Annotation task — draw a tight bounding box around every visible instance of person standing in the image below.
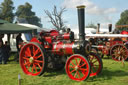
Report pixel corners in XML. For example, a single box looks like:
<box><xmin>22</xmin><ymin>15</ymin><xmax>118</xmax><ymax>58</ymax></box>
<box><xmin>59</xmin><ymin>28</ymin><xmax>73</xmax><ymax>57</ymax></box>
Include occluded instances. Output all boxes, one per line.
<box><xmin>0</xmin><ymin>39</ymin><xmax>5</xmax><ymax>64</ymax></box>
<box><xmin>0</xmin><ymin>34</ymin><xmax>6</xmax><ymax>64</ymax></box>
<box><xmin>16</xmin><ymin>33</ymin><xmax>23</xmax><ymax>62</ymax></box>
<box><xmin>16</xmin><ymin>33</ymin><xmax>23</xmax><ymax>52</ymax></box>
<box><xmin>4</xmin><ymin>41</ymin><xmax>11</xmax><ymax>62</ymax></box>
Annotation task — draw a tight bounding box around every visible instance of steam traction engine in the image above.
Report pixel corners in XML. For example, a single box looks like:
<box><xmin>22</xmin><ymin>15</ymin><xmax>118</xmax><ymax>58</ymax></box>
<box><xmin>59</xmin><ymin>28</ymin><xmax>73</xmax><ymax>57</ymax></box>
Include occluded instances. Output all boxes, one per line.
<box><xmin>19</xmin><ymin>6</ymin><xmax>103</xmax><ymax>81</ymax></box>
<box><xmin>86</xmin><ymin>24</ymin><xmax>128</xmax><ymax>61</ymax></box>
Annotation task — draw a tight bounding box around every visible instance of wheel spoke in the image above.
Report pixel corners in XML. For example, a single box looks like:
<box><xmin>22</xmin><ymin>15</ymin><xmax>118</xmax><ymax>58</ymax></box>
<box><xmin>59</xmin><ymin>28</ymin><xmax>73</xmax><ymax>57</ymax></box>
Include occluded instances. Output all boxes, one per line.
<box><xmin>81</xmin><ymin>70</ymin><xmax>85</xmax><ymax>76</ymax></box>
<box><xmin>25</xmin><ymin>51</ymin><xmax>31</xmax><ymax>57</ymax></box>
<box><xmin>33</xmin><ymin>64</ymin><xmax>38</xmax><ymax>73</ymax></box>
<box><xmin>115</xmin><ymin>56</ymin><xmax>118</xmax><ymax>59</ymax></box>
<box><xmin>79</xmin><ymin>62</ymin><xmax>86</xmax><ymax>67</ymax></box>
<box><xmin>24</xmin><ymin>61</ymin><xmax>30</xmax><ymax>66</ymax></box>
<box><xmin>74</xmin><ymin>71</ymin><xmax>78</xmax><ymax>78</ymax></box>
<box><xmin>92</xmin><ymin>65</ymin><xmax>97</xmax><ymax>71</ymax></box>
<box><xmin>70</xmin><ymin>69</ymin><xmax>76</xmax><ymax>73</ymax></box>
<box><xmin>120</xmin><ymin>47</ymin><xmax>124</xmax><ymax>52</ymax></box>
<box><xmin>27</xmin><ymin>63</ymin><xmax>31</xmax><ymax>71</ymax></box>
<box><xmin>93</xmin><ymin>64</ymin><xmax>99</xmax><ymax>67</ymax></box>
<box><xmin>34</xmin><ymin>48</ymin><xmax>40</xmax><ymax>56</ymax></box>
<box><xmin>118</xmin><ymin>56</ymin><xmax>121</xmax><ymax>61</ymax></box>
<box><xmin>23</xmin><ymin>57</ymin><xmax>29</xmax><ymax>60</ymax></box>
<box><xmin>91</xmin><ymin>69</ymin><xmax>94</xmax><ymax>73</ymax></box>
<box><xmin>70</xmin><ymin>61</ymin><xmax>76</xmax><ymax>66</ymax></box>
<box><xmin>78</xmin><ymin>59</ymin><xmax>82</xmax><ymax>66</ymax></box>
<box><xmin>79</xmin><ymin>68</ymin><xmax>87</xmax><ymax>71</ymax></box>
<box><xmin>89</xmin><ymin>55</ymin><xmax>95</xmax><ymax>62</ymax></box>
<box><xmin>34</xmin><ymin>54</ymin><xmax>42</xmax><ymax>59</ymax></box>
<box><xmin>37</xmin><ymin>63</ymin><xmax>42</xmax><ymax>69</ymax></box>
<box><xmin>32</xmin><ymin>65</ymin><xmax>34</xmax><ymax>73</ymax></box>
<box><xmin>34</xmin><ymin>60</ymin><xmax>43</xmax><ymax>63</ymax></box>
<box><xmin>77</xmin><ymin>71</ymin><xmax>81</xmax><ymax>78</ymax></box>
<box><xmin>27</xmin><ymin>47</ymin><xmax>31</xmax><ymax>56</ymax></box>
<box><xmin>75</xmin><ymin>58</ymin><xmax>78</xmax><ymax>65</ymax></box>
<box><xmin>69</xmin><ymin>65</ymin><xmax>74</xmax><ymax>68</ymax></box>
<box><xmin>92</xmin><ymin>60</ymin><xmax>98</xmax><ymax>64</ymax></box>
<box><xmin>33</xmin><ymin>46</ymin><xmax>35</xmax><ymax>53</ymax></box>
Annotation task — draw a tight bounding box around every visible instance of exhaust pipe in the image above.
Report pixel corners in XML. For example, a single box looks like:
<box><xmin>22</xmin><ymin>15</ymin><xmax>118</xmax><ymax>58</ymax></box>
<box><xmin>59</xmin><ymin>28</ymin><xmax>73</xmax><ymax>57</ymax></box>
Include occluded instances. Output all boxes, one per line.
<box><xmin>77</xmin><ymin>5</ymin><xmax>85</xmax><ymax>41</ymax></box>
<box><xmin>108</xmin><ymin>24</ymin><xmax>112</xmax><ymax>33</ymax></box>
<box><xmin>97</xmin><ymin>23</ymin><xmax>100</xmax><ymax>34</ymax></box>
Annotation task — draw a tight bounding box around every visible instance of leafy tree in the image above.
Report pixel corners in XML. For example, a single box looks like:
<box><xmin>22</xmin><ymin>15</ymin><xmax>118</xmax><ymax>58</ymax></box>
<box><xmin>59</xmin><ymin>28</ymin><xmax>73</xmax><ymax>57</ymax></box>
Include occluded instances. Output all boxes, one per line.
<box><xmin>0</xmin><ymin>0</ymin><xmax>14</xmax><ymax>23</ymax></box>
<box><xmin>86</xmin><ymin>22</ymin><xmax>97</xmax><ymax>29</ymax></box>
<box><xmin>116</xmin><ymin>10</ymin><xmax>128</xmax><ymax>32</ymax></box>
<box><xmin>44</xmin><ymin>5</ymin><xmax>66</xmax><ymax>31</ymax></box>
<box><xmin>116</xmin><ymin>10</ymin><xmax>128</xmax><ymax>25</ymax></box>
<box><xmin>16</xmin><ymin>2</ymin><xmax>42</xmax><ymax>27</ymax></box>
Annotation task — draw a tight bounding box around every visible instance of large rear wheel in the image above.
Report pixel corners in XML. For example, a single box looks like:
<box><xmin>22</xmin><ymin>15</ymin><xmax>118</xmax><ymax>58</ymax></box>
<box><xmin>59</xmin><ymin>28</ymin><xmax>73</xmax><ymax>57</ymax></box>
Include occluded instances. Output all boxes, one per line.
<box><xmin>19</xmin><ymin>42</ymin><xmax>47</xmax><ymax>76</ymax></box>
<box><xmin>65</xmin><ymin>54</ymin><xmax>91</xmax><ymax>81</ymax></box>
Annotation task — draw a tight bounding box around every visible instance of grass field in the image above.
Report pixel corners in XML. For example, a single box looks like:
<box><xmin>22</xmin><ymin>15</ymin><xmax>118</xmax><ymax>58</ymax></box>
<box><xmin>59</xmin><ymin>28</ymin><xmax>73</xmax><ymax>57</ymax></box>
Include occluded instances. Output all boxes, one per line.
<box><xmin>0</xmin><ymin>55</ymin><xmax>128</xmax><ymax>85</ymax></box>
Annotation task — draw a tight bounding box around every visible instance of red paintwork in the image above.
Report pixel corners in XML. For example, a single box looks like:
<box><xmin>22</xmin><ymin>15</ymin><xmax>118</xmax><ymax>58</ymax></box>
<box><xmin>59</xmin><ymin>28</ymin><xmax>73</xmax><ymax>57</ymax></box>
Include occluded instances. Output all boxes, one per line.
<box><xmin>52</xmin><ymin>41</ymin><xmax>74</xmax><ymax>55</ymax></box>
<box><xmin>97</xmin><ymin>45</ymin><xmax>103</xmax><ymax>50</ymax></box>
<box><xmin>111</xmin><ymin>41</ymin><xmax>123</xmax><ymax>46</ymax></box>
<box><xmin>102</xmin><ymin>47</ymin><xmax>109</xmax><ymax>55</ymax></box>
<box><xmin>31</xmin><ymin>29</ymin><xmax>75</xmax><ymax>55</ymax></box>
<box><xmin>30</xmin><ymin>37</ymin><xmax>42</xmax><ymax>44</ymax></box>
<box><xmin>120</xmin><ymin>31</ymin><xmax>128</xmax><ymax>35</ymax></box>
<box><xmin>44</xmin><ymin>37</ymin><xmax>52</xmax><ymax>44</ymax></box>
<box><xmin>50</xmin><ymin>30</ymin><xmax>59</xmax><ymax>40</ymax></box>
<box><xmin>62</xmin><ymin>33</ymin><xmax>70</xmax><ymax>40</ymax></box>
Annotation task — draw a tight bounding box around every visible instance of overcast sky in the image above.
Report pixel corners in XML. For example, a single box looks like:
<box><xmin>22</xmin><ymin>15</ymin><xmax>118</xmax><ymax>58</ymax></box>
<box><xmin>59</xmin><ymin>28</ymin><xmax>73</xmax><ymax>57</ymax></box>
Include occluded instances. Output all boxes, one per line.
<box><xmin>0</xmin><ymin>0</ymin><xmax>128</xmax><ymax>30</ymax></box>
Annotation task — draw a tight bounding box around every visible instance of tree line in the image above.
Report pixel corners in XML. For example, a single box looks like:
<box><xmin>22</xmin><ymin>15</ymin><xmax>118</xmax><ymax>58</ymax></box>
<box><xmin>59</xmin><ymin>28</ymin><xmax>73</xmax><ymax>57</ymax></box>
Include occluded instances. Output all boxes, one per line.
<box><xmin>0</xmin><ymin>0</ymin><xmax>41</xmax><ymax>27</ymax></box>
<box><xmin>0</xmin><ymin>0</ymin><xmax>128</xmax><ymax>31</ymax></box>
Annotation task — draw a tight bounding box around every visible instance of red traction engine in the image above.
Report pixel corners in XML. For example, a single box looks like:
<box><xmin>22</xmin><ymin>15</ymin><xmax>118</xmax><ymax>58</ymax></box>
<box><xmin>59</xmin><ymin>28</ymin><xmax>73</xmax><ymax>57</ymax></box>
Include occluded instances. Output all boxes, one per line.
<box><xmin>19</xmin><ymin>6</ymin><xmax>103</xmax><ymax>81</ymax></box>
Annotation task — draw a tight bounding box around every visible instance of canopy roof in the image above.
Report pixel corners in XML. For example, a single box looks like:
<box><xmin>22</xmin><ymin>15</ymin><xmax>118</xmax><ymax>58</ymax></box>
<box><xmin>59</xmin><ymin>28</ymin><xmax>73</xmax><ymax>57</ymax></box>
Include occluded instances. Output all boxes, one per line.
<box><xmin>0</xmin><ymin>19</ymin><xmax>36</xmax><ymax>34</ymax></box>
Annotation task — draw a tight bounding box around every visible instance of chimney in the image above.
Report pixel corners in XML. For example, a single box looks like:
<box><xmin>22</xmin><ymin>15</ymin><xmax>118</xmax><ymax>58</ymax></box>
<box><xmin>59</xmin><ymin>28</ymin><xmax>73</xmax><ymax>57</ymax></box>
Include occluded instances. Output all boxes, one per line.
<box><xmin>108</xmin><ymin>24</ymin><xmax>112</xmax><ymax>33</ymax></box>
<box><xmin>77</xmin><ymin>5</ymin><xmax>85</xmax><ymax>41</ymax></box>
<box><xmin>97</xmin><ymin>23</ymin><xmax>100</xmax><ymax>34</ymax></box>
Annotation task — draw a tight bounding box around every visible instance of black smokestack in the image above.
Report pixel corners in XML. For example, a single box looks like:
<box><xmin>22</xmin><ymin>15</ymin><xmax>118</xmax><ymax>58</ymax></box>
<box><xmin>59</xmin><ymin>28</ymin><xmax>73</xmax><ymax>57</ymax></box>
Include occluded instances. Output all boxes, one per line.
<box><xmin>77</xmin><ymin>5</ymin><xmax>85</xmax><ymax>41</ymax></box>
<box><xmin>108</xmin><ymin>24</ymin><xmax>112</xmax><ymax>33</ymax></box>
<box><xmin>97</xmin><ymin>23</ymin><xmax>100</xmax><ymax>34</ymax></box>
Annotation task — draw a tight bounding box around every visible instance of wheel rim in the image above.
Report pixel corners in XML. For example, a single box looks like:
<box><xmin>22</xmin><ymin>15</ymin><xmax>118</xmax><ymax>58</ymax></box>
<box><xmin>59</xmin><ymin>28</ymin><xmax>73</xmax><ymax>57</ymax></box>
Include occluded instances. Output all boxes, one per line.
<box><xmin>19</xmin><ymin>43</ymin><xmax>45</xmax><ymax>76</ymax></box>
<box><xmin>65</xmin><ymin>54</ymin><xmax>90</xmax><ymax>81</ymax></box>
<box><xmin>88</xmin><ymin>53</ymin><xmax>103</xmax><ymax>77</ymax></box>
<box><xmin>111</xmin><ymin>45</ymin><xmax>128</xmax><ymax>61</ymax></box>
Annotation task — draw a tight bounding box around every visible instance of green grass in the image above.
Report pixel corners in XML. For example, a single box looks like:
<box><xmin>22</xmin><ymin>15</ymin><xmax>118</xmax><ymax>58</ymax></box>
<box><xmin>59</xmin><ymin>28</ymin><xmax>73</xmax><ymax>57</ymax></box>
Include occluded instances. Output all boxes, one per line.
<box><xmin>0</xmin><ymin>55</ymin><xmax>128</xmax><ymax>85</ymax></box>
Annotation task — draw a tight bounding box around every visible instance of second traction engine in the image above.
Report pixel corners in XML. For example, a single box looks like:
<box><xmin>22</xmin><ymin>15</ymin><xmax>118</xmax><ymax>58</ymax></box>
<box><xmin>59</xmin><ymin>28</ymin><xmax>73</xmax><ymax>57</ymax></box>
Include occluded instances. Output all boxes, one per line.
<box><xmin>19</xmin><ymin>5</ymin><xmax>103</xmax><ymax>81</ymax></box>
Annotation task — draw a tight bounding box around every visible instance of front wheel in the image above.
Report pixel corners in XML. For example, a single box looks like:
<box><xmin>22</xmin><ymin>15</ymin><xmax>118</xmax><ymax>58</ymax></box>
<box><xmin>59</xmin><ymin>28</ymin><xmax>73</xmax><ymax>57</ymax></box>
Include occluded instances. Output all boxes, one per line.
<box><xmin>65</xmin><ymin>54</ymin><xmax>91</xmax><ymax>81</ymax></box>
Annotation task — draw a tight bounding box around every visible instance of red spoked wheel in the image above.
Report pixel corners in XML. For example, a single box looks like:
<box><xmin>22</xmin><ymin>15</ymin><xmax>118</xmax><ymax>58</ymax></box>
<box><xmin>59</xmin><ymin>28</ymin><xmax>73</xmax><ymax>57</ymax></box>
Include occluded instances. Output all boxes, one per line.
<box><xmin>110</xmin><ymin>44</ymin><xmax>128</xmax><ymax>61</ymax></box>
<box><xmin>19</xmin><ymin>42</ymin><xmax>47</xmax><ymax>76</ymax></box>
<box><xmin>65</xmin><ymin>54</ymin><xmax>91</xmax><ymax>81</ymax></box>
<box><xmin>88</xmin><ymin>52</ymin><xmax>103</xmax><ymax>77</ymax></box>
